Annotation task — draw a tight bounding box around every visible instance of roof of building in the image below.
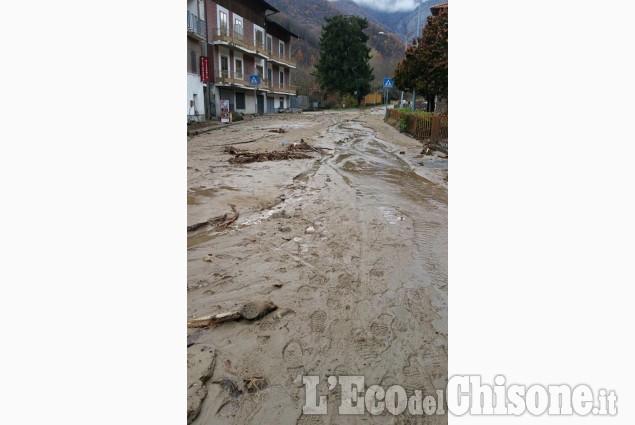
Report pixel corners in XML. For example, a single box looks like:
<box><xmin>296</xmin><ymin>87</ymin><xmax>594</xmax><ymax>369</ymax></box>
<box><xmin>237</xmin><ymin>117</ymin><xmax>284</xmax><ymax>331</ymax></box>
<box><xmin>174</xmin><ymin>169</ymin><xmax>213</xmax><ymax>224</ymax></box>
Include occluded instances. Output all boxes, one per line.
<box><xmin>261</xmin><ymin>0</ymin><xmax>280</xmax><ymax>13</ymax></box>
<box><xmin>266</xmin><ymin>19</ymin><xmax>300</xmax><ymax>39</ymax></box>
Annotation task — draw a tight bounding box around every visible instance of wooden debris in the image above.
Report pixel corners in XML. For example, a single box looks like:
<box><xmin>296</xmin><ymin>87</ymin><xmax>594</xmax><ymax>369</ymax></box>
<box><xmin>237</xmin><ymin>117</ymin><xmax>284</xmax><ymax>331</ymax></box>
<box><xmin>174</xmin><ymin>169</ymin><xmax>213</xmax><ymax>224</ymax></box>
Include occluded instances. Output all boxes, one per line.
<box><xmin>187</xmin><ymin>315</ymin><xmax>213</xmax><ymax>328</ymax></box>
<box><xmin>244</xmin><ymin>377</ymin><xmax>268</xmax><ymax>392</ymax></box>
<box><xmin>228</xmin><ymin>150</ymin><xmax>312</xmax><ymax>164</ymax></box>
<box><xmin>273</xmin><ymin>308</ymin><xmax>294</xmax><ymax>320</ymax></box>
<box><xmin>187</xmin><ymin>204</ymin><xmax>239</xmax><ymax>232</ymax></box>
<box><xmin>225</xmin><ymin>139</ymin><xmax>322</xmax><ymax>164</ymax></box>
<box><xmin>210</xmin><ymin>311</ymin><xmax>241</xmax><ymax>325</ymax></box>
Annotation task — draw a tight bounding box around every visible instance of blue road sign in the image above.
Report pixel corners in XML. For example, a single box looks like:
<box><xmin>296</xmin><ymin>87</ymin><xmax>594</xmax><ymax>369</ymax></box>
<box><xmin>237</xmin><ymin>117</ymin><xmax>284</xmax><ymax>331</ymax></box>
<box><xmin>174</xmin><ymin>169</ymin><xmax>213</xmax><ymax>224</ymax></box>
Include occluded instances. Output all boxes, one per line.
<box><xmin>383</xmin><ymin>78</ymin><xmax>394</xmax><ymax>89</ymax></box>
<box><xmin>249</xmin><ymin>75</ymin><xmax>260</xmax><ymax>85</ymax></box>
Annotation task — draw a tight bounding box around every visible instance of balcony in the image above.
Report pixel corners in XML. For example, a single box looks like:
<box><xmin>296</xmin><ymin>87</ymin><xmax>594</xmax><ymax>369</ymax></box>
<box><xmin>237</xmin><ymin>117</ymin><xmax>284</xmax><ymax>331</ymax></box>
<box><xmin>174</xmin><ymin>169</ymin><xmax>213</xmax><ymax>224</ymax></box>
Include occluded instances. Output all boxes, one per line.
<box><xmin>215</xmin><ymin>71</ymin><xmax>248</xmax><ymax>87</ymax></box>
<box><xmin>266</xmin><ymin>80</ymin><xmax>298</xmax><ymax>96</ymax></box>
<box><xmin>187</xmin><ymin>11</ymin><xmax>206</xmax><ymax>41</ymax></box>
<box><xmin>266</xmin><ymin>49</ymin><xmax>297</xmax><ymax>69</ymax></box>
<box><xmin>211</xmin><ymin>28</ymin><xmax>269</xmax><ymax>59</ymax></box>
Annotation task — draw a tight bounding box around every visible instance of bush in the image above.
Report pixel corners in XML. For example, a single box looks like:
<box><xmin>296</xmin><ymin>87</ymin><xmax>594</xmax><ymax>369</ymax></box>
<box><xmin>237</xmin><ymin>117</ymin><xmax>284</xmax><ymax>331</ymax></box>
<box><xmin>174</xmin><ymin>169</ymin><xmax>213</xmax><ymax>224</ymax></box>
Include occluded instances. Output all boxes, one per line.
<box><xmin>398</xmin><ymin>116</ymin><xmax>407</xmax><ymax>133</ymax></box>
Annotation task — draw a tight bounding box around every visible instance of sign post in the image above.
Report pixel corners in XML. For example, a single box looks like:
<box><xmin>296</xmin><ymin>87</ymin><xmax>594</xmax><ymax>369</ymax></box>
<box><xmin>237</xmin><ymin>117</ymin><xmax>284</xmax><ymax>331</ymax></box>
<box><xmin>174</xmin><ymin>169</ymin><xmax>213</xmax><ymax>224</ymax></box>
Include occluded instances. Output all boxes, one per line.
<box><xmin>249</xmin><ymin>74</ymin><xmax>260</xmax><ymax>115</ymax></box>
<box><xmin>383</xmin><ymin>78</ymin><xmax>393</xmax><ymax>111</ymax></box>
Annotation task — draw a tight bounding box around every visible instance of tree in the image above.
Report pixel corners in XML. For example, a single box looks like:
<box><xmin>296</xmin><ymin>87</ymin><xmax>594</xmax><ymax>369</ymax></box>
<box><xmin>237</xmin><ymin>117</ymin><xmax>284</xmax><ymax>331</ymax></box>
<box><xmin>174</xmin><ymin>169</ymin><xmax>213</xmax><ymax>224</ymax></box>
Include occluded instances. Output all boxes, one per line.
<box><xmin>394</xmin><ymin>9</ymin><xmax>448</xmax><ymax>111</ymax></box>
<box><xmin>314</xmin><ymin>15</ymin><xmax>374</xmax><ymax>105</ymax></box>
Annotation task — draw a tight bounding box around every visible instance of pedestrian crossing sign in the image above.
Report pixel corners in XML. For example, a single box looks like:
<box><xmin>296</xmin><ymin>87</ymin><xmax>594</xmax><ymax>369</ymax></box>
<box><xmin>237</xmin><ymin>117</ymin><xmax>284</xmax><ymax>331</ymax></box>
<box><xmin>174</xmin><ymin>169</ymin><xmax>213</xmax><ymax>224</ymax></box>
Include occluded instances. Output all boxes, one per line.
<box><xmin>249</xmin><ymin>75</ymin><xmax>260</xmax><ymax>85</ymax></box>
<box><xmin>383</xmin><ymin>78</ymin><xmax>394</xmax><ymax>89</ymax></box>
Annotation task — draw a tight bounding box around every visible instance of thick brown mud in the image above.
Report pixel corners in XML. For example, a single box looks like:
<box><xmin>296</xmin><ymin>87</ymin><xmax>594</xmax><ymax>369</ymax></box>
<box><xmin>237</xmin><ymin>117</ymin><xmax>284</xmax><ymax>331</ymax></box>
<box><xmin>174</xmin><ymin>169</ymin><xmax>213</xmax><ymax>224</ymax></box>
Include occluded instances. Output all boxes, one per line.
<box><xmin>187</xmin><ymin>108</ymin><xmax>448</xmax><ymax>424</ymax></box>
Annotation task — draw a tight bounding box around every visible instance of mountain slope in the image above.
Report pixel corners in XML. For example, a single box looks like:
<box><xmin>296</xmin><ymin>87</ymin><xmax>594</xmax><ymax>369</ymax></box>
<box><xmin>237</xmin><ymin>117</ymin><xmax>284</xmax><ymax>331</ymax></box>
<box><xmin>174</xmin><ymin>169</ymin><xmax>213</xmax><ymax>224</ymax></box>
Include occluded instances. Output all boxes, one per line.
<box><xmin>267</xmin><ymin>0</ymin><xmax>406</xmax><ymax>90</ymax></box>
<box><xmin>333</xmin><ymin>0</ymin><xmax>438</xmax><ymax>38</ymax></box>
<box><xmin>267</xmin><ymin>0</ymin><xmax>446</xmax><ymax>94</ymax></box>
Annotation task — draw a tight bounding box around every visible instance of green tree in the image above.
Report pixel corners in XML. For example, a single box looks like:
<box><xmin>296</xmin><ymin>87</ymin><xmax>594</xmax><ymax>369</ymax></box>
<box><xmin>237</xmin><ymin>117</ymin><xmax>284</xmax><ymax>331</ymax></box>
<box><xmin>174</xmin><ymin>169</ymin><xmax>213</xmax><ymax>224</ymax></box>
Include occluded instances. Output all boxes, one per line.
<box><xmin>314</xmin><ymin>15</ymin><xmax>374</xmax><ymax>105</ymax></box>
<box><xmin>394</xmin><ymin>9</ymin><xmax>448</xmax><ymax>111</ymax></box>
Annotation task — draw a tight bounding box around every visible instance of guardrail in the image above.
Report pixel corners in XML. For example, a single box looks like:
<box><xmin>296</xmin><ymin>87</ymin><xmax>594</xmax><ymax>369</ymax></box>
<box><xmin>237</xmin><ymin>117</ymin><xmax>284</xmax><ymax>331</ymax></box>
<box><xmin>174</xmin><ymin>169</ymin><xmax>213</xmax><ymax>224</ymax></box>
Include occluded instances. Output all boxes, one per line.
<box><xmin>187</xmin><ymin>12</ymin><xmax>206</xmax><ymax>39</ymax></box>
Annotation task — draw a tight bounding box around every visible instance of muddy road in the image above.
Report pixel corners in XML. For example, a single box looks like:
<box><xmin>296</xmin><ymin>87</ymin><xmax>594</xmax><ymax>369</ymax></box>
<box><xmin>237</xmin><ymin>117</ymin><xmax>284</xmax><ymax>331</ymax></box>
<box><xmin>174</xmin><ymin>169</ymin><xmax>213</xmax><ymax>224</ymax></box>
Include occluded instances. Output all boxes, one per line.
<box><xmin>187</xmin><ymin>108</ymin><xmax>448</xmax><ymax>424</ymax></box>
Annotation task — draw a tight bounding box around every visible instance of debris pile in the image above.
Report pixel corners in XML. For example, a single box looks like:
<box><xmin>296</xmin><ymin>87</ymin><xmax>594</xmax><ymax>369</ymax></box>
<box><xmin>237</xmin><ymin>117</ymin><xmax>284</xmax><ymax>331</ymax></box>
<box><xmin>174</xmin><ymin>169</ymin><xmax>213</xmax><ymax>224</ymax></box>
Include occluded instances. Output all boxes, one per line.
<box><xmin>224</xmin><ymin>139</ymin><xmax>321</xmax><ymax>164</ymax></box>
<box><xmin>187</xmin><ymin>299</ymin><xmax>279</xmax><ymax>329</ymax></box>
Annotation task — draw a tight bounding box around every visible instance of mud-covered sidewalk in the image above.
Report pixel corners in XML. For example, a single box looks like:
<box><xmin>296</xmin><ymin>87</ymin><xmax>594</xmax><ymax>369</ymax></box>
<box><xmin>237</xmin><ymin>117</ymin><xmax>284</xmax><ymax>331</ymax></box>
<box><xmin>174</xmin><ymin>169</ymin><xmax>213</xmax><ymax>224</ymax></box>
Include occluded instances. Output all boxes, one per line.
<box><xmin>187</xmin><ymin>108</ymin><xmax>448</xmax><ymax>424</ymax></box>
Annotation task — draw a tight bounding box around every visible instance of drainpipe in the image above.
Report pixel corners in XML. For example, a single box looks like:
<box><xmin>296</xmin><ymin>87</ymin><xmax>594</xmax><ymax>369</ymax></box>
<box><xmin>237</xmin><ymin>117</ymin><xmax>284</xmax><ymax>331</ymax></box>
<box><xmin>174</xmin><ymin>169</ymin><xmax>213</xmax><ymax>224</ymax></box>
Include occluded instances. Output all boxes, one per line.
<box><xmin>203</xmin><ymin>0</ymin><xmax>211</xmax><ymax>120</ymax></box>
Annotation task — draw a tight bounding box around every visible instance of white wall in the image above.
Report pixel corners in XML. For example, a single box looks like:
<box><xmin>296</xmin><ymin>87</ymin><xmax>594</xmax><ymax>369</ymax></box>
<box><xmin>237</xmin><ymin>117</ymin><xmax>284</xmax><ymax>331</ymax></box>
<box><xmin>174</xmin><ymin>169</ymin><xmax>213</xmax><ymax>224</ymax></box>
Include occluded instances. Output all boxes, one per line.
<box><xmin>213</xmin><ymin>88</ymin><xmax>264</xmax><ymax>117</ymax></box>
<box><xmin>187</xmin><ymin>74</ymin><xmax>206</xmax><ymax>120</ymax></box>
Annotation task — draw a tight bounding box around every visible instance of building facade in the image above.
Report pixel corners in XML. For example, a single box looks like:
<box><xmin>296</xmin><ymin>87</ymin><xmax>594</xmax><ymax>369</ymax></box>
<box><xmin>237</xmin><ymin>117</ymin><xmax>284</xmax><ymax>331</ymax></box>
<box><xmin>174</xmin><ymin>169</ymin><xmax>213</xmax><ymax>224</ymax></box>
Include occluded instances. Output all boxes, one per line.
<box><xmin>187</xmin><ymin>0</ymin><xmax>208</xmax><ymax>122</ymax></box>
<box><xmin>206</xmin><ymin>0</ymin><xmax>298</xmax><ymax>117</ymax></box>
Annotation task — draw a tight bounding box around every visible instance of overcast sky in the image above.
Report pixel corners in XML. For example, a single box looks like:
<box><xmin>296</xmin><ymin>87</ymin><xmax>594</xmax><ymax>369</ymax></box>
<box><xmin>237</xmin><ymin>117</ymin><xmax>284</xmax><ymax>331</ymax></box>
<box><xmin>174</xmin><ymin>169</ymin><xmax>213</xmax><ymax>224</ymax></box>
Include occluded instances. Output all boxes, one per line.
<box><xmin>329</xmin><ymin>0</ymin><xmax>426</xmax><ymax>12</ymax></box>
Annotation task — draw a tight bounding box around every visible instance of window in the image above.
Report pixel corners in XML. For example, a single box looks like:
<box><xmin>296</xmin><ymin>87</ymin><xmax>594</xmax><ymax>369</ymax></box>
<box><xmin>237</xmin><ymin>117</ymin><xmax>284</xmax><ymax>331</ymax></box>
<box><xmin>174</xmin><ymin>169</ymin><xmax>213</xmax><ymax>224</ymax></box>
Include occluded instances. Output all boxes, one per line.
<box><xmin>255</xmin><ymin>27</ymin><xmax>264</xmax><ymax>48</ymax></box>
<box><xmin>279</xmin><ymin>70</ymin><xmax>284</xmax><ymax>86</ymax></box>
<box><xmin>267</xmin><ymin>68</ymin><xmax>273</xmax><ymax>85</ymax></box>
<box><xmin>235</xmin><ymin>93</ymin><xmax>245</xmax><ymax>110</ymax></box>
<box><xmin>234</xmin><ymin>16</ymin><xmax>243</xmax><ymax>37</ymax></box>
<box><xmin>220</xmin><ymin>55</ymin><xmax>229</xmax><ymax>78</ymax></box>
<box><xmin>266</xmin><ymin>35</ymin><xmax>273</xmax><ymax>54</ymax></box>
<box><xmin>235</xmin><ymin>59</ymin><xmax>243</xmax><ymax>80</ymax></box>
<box><xmin>256</xmin><ymin>65</ymin><xmax>264</xmax><ymax>78</ymax></box>
<box><xmin>218</xmin><ymin>10</ymin><xmax>228</xmax><ymax>36</ymax></box>
<box><xmin>190</xmin><ymin>49</ymin><xmax>197</xmax><ymax>73</ymax></box>
<box><xmin>279</xmin><ymin>41</ymin><xmax>285</xmax><ymax>57</ymax></box>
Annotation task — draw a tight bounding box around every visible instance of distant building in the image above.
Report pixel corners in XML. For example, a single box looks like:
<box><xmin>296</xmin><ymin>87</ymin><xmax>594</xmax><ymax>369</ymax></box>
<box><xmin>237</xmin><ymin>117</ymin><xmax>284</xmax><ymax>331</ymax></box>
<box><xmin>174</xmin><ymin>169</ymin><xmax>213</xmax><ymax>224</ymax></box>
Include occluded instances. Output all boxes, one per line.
<box><xmin>205</xmin><ymin>0</ymin><xmax>299</xmax><ymax>116</ymax></box>
<box><xmin>187</xmin><ymin>0</ymin><xmax>208</xmax><ymax>122</ymax></box>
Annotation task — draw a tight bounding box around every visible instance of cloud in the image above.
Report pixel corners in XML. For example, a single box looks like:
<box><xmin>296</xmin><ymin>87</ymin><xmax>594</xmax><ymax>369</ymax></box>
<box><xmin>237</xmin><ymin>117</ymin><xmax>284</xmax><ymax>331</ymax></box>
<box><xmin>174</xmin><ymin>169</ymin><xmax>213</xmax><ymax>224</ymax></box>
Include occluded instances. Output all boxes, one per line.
<box><xmin>333</xmin><ymin>0</ymin><xmax>424</xmax><ymax>12</ymax></box>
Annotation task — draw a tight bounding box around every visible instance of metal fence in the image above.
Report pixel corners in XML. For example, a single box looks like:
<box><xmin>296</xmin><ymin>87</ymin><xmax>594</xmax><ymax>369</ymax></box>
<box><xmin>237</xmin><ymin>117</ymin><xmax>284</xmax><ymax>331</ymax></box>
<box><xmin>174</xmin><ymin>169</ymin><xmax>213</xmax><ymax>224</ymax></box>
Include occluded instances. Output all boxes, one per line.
<box><xmin>387</xmin><ymin>109</ymin><xmax>448</xmax><ymax>147</ymax></box>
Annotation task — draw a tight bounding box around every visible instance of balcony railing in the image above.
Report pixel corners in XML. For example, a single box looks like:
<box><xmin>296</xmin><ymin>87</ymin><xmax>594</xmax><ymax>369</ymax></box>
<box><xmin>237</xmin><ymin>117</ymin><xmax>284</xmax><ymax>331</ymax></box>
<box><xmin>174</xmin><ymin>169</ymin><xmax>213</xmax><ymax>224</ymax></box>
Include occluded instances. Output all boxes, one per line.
<box><xmin>267</xmin><ymin>49</ymin><xmax>297</xmax><ymax>68</ymax></box>
<box><xmin>216</xmin><ymin>70</ymin><xmax>246</xmax><ymax>86</ymax></box>
<box><xmin>266</xmin><ymin>80</ymin><xmax>298</xmax><ymax>95</ymax></box>
<box><xmin>187</xmin><ymin>11</ymin><xmax>206</xmax><ymax>40</ymax></box>
<box><xmin>211</xmin><ymin>28</ymin><xmax>269</xmax><ymax>58</ymax></box>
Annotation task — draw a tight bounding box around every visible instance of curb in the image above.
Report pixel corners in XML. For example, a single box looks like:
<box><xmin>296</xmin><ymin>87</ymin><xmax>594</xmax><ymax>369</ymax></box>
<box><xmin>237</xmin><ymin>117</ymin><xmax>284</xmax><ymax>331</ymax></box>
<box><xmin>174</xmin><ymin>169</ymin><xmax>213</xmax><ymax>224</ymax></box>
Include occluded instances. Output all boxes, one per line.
<box><xmin>187</xmin><ymin>118</ymin><xmax>254</xmax><ymax>137</ymax></box>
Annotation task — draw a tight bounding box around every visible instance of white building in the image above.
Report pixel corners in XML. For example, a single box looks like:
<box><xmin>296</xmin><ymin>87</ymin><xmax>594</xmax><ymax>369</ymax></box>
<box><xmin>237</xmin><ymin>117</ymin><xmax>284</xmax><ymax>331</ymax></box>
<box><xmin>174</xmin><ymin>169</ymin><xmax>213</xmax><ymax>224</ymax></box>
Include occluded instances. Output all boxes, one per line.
<box><xmin>187</xmin><ymin>0</ymin><xmax>207</xmax><ymax>122</ymax></box>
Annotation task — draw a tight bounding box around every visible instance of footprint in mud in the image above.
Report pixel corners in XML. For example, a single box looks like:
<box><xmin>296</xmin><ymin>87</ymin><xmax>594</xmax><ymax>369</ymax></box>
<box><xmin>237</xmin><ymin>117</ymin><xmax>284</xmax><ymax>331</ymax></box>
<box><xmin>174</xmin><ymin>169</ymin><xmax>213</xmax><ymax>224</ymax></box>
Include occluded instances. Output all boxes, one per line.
<box><xmin>297</xmin><ymin>285</ymin><xmax>316</xmax><ymax>300</ymax></box>
<box><xmin>356</xmin><ymin>337</ymin><xmax>385</xmax><ymax>365</ymax></box>
<box><xmin>257</xmin><ymin>335</ymin><xmax>270</xmax><ymax>345</ymax></box>
<box><xmin>370</xmin><ymin>318</ymin><xmax>391</xmax><ymax>341</ymax></box>
<box><xmin>337</xmin><ymin>273</ymin><xmax>356</xmax><ymax>289</ymax></box>
<box><xmin>283</xmin><ymin>340</ymin><xmax>305</xmax><ymax>381</ymax></box>
<box><xmin>391</xmin><ymin>316</ymin><xmax>412</xmax><ymax>336</ymax></box>
<box><xmin>326</xmin><ymin>297</ymin><xmax>341</xmax><ymax>309</ymax></box>
<box><xmin>310</xmin><ymin>310</ymin><xmax>327</xmax><ymax>335</ymax></box>
<box><xmin>402</xmin><ymin>355</ymin><xmax>425</xmax><ymax>395</ymax></box>
<box><xmin>309</xmin><ymin>274</ymin><xmax>327</xmax><ymax>286</ymax></box>
<box><xmin>296</xmin><ymin>414</ymin><xmax>324</xmax><ymax>425</ymax></box>
<box><xmin>217</xmin><ymin>401</ymin><xmax>238</xmax><ymax>417</ymax></box>
<box><xmin>369</xmin><ymin>269</ymin><xmax>385</xmax><ymax>278</ymax></box>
